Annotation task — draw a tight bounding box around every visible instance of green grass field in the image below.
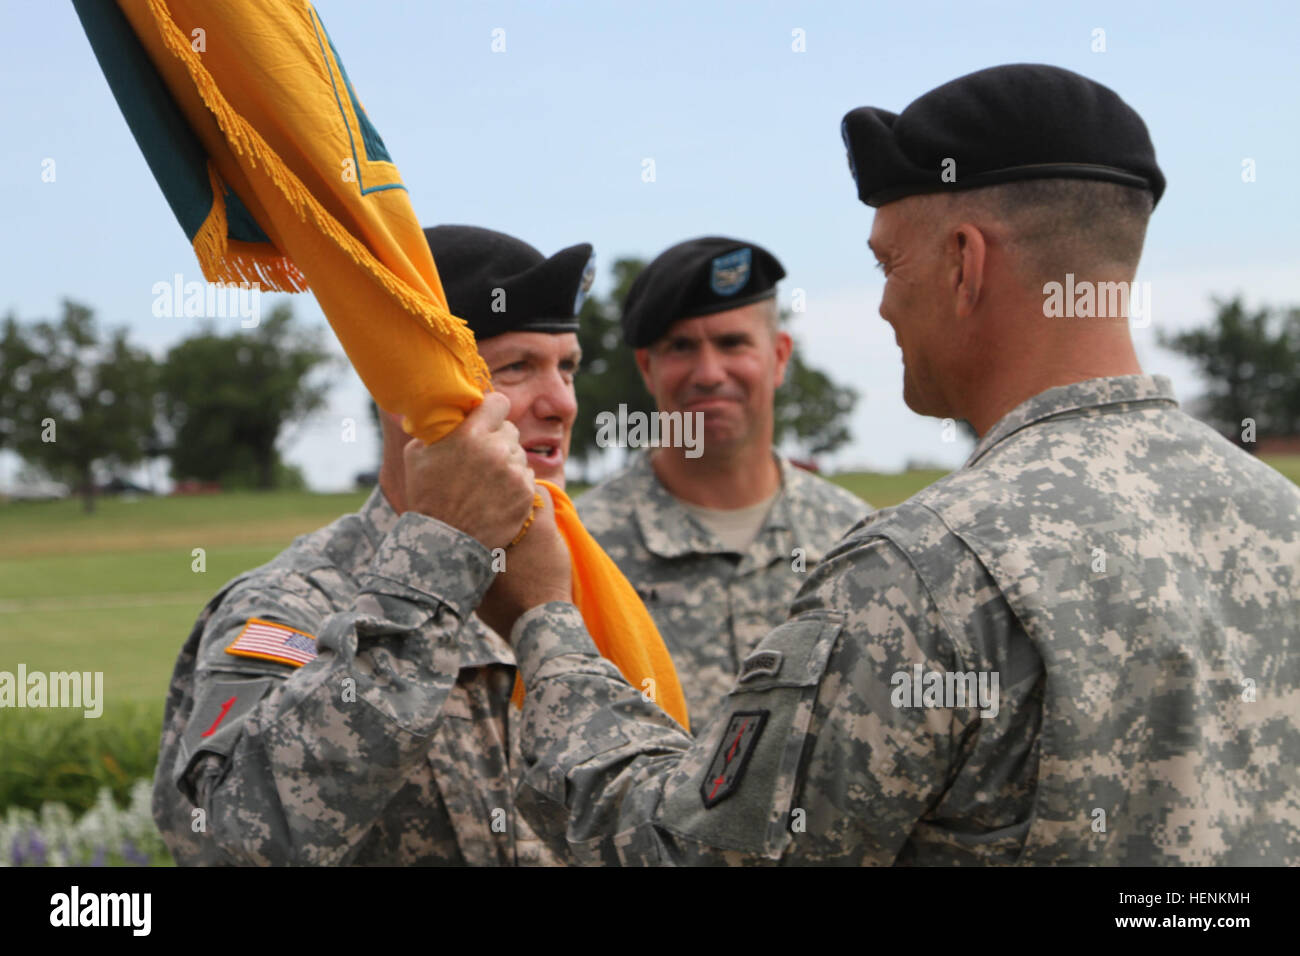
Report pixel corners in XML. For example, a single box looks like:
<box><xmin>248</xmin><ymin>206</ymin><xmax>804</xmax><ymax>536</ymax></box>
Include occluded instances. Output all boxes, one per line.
<box><xmin>2</xmin><ymin>457</ymin><xmax>1297</xmax><ymax>720</ymax></box>
<box><xmin>1265</xmin><ymin>455</ymin><xmax>1300</xmax><ymax>485</ymax></box>
<box><xmin>0</xmin><ymin>490</ymin><xmax>366</xmax><ymax>711</ymax></box>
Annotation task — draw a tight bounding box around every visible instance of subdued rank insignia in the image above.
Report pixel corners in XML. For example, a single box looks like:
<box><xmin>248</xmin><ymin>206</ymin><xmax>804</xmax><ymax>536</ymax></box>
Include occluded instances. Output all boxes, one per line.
<box><xmin>639</xmin><ymin>581</ymin><xmax>688</xmax><ymax>604</ymax></box>
<box><xmin>700</xmin><ymin>710</ymin><xmax>768</xmax><ymax>808</ymax></box>
<box><xmin>709</xmin><ymin>247</ymin><xmax>752</xmax><ymax>296</ymax></box>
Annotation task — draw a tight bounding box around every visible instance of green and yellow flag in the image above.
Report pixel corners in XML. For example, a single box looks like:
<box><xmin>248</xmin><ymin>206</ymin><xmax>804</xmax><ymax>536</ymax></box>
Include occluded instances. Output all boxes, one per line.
<box><xmin>74</xmin><ymin>0</ymin><xmax>688</xmax><ymax>729</ymax></box>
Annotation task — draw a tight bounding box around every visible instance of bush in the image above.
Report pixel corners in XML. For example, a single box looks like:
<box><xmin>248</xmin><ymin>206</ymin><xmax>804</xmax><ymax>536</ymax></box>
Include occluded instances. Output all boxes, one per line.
<box><xmin>0</xmin><ymin>702</ymin><xmax>164</xmax><ymax>814</ymax></box>
<box><xmin>1</xmin><ymin>779</ymin><xmax>171</xmax><ymax>866</ymax></box>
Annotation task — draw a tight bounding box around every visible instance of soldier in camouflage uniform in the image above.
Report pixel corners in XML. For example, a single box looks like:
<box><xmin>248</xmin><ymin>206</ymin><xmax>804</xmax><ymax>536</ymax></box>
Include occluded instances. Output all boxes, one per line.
<box><xmin>152</xmin><ymin>225</ymin><xmax>595</xmax><ymax>865</ymax></box>
<box><xmin>468</xmin><ymin>65</ymin><xmax>1300</xmax><ymax>864</ymax></box>
<box><xmin>579</xmin><ymin>238</ymin><xmax>869</xmax><ymax>726</ymax></box>
<box><xmin>580</xmin><ymin>454</ymin><xmax>867</xmax><ymax>728</ymax></box>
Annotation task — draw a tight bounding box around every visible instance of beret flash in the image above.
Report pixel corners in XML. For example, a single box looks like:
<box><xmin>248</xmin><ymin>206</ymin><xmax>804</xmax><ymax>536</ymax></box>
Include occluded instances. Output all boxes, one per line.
<box><xmin>621</xmin><ymin>236</ymin><xmax>786</xmax><ymax>348</ymax></box>
<box><xmin>422</xmin><ymin>225</ymin><xmax>595</xmax><ymax>340</ymax></box>
<box><xmin>841</xmin><ymin>63</ymin><xmax>1165</xmax><ymax>208</ymax></box>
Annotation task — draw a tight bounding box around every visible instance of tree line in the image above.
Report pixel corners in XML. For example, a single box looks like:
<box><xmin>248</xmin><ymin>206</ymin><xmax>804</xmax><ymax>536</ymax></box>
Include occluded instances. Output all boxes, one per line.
<box><xmin>2</xmin><ymin>276</ymin><xmax>1293</xmax><ymax>513</ymax></box>
<box><xmin>1159</xmin><ymin>298</ymin><xmax>1300</xmax><ymax>442</ymax></box>
<box><xmin>0</xmin><ymin>257</ymin><xmax>863</xmax><ymax>512</ymax></box>
<box><xmin>0</xmin><ymin>301</ymin><xmax>333</xmax><ymax>511</ymax></box>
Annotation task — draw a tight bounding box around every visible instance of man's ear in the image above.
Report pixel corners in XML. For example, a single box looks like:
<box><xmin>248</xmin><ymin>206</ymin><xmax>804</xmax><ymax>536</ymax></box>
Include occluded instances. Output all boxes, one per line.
<box><xmin>634</xmin><ymin>347</ymin><xmax>654</xmax><ymax>393</ymax></box>
<box><xmin>772</xmin><ymin>329</ymin><xmax>794</xmax><ymax>388</ymax></box>
<box><xmin>952</xmin><ymin>222</ymin><xmax>987</xmax><ymax>319</ymax></box>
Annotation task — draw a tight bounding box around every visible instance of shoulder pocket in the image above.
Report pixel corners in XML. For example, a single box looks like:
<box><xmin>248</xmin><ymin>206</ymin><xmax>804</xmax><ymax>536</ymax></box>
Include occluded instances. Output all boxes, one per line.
<box><xmin>655</xmin><ymin>610</ymin><xmax>844</xmax><ymax>860</ymax></box>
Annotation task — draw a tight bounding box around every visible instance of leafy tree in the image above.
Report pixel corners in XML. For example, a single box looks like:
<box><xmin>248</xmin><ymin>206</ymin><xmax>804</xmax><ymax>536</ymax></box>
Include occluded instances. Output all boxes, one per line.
<box><xmin>0</xmin><ymin>315</ymin><xmax>40</xmax><ymax>453</ymax></box>
<box><xmin>1159</xmin><ymin>297</ymin><xmax>1300</xmax><ymax>444</ymax></box>
<box><xmin>158</xmin><ymin>303</ymin><xmax>335</xmax><ymax>489</ymax></box>
<box><xmin>571</xmin><ymin>258</ymin><xmax>656</xmax><ymax>467</ymax></box>
<box><xmin>773</xmin><ymin>344</ymin><xmax>856</xmax><ymax>457</ymax></box>
<box><xmin>0</xmin><ymin>302</ymin><xmax>156</xmax><ymax>512</ymax></box>
<box><xmin>568</xmin><ymin>257</ymin><xmax>858</xmax><ymax>468</ymax></box>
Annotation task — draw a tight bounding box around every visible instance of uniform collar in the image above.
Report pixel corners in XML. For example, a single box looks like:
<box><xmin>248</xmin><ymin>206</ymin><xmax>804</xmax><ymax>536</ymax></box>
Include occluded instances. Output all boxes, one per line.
<box><xmin>358</xmin><ymin>485</ymin><xmax>401</xmax><ymax>546</ymax></box>
<box><xmin>631</xmin><ymin>451</ymin><xmax>795</xmax><ymax>563</ymax></box>
<box><xmin>966</xmin><ymin>374</ymin><xmax>1178</xmax><ymax>469</ymax></box>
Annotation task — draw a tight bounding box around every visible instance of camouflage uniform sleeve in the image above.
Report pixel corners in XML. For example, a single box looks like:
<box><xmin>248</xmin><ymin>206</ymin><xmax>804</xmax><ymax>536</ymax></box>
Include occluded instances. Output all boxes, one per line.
<box><xmin>513</xmin><ymin>529</ymin><xmax>1032</xmax><ymax>865</ymax></box>
<box><xmin>154</xmin><ymin>513</ymin><xmax>494</xmax><ymax>865</ymax></box>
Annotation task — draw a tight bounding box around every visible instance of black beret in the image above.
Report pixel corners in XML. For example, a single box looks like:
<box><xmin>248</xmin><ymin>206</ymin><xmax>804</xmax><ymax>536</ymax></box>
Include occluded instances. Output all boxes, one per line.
<box><xmin>841</xmin><ymin>63</ymin><xmax>1165</xmax><ymax>208</ymax></box>
<box><xmin>621</xmin><ymin>237</ymin><xmax>786</xmax><ymax>347</ymax></box>
<box><xmin>422</xmin><ymin>225</ymin><xmax>595</xmax><ymax>340</ymax></box>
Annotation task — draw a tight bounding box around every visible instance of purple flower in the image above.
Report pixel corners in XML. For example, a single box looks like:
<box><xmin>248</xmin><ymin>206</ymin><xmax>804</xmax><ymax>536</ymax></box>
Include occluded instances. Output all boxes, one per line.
<box><xmin>26</xmin><ymin>830</ymin><xmax>47</xmax><ymax>866</ymax></box>
<box><xmin>90</xmin><ymin>845</ymin><xmax>106</xmax><ymax>867</ymax></box>
<box><xmin>121</xmin><ymin>839</ymin><xmax>148</xmax><ymax>865</ymax></box>
<box><xmin>10</xmin><ymin>838</ymin><xmax>23</xmax><ymax>867</ymax></box>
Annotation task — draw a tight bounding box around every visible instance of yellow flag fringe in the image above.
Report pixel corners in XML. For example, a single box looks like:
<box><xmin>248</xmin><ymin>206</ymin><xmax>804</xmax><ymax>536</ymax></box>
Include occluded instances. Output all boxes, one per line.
<box><xmin>96</xmin><ymin>0</ymin><xmax>690</xmax><ymax>730</ymax></box>
<box><xmin>143</xmin><ymin>0</ymin><xmax>490</xmax><ymax>391</ymax></box>
<box><xmin>194</xmin><ymin>162</ymin><xmax>310</xmax><ymax>292</ymax></box>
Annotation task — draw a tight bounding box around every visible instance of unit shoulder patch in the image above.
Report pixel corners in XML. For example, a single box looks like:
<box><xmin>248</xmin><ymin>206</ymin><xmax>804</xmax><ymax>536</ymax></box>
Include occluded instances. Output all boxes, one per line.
<box><xmin>700</xmin><ymin>710</ymin><xmax>768</xmax><ymax>808</ymax></box>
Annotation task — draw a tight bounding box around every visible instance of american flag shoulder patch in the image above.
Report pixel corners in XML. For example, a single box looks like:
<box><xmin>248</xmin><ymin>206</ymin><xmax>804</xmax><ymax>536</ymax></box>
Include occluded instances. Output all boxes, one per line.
<box><xmin>225</xmin><ymin>617</ymin><xmax>318</xmax><ymax>668</ymax></box>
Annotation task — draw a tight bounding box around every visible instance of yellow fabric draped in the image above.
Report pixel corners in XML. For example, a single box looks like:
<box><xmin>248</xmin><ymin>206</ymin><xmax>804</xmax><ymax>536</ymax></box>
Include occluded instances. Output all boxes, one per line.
<box><xmin>110</xmin><ymin>0</ymin><xmax>688</xmax><ymax>730</ymax></box>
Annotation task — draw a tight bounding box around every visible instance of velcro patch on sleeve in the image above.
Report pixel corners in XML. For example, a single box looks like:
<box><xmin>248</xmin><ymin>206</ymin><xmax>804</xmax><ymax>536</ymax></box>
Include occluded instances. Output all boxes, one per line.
<box><xmin>225</xmin><ymin>617</ymin><xmax>318</xmax><ymax>668</ymax></box>
<box><xmin>700</xmin><ymin>710</ymin><xmax>768</xmax><ymax>808</ymax></box>
<box><xmin>738</xmin><ymin>649</ymin><xmax>783</xmax><ymax>683</ymax></box>
<box><xmin>175</xmin><ymin>676</ymin><xmax>276</xmax><ymax>792</ymax></box>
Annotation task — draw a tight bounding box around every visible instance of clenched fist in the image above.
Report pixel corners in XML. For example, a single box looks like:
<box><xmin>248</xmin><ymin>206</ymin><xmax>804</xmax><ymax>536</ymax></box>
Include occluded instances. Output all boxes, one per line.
<box><xmin>402</xmin><ymin>393</ymin><xmax>536</xmax><ymax>551</ymax></box>
<box><xmin>476</xmin><ymin>484</ymin><xmax>573</xmax><ymax>637</ymax></box>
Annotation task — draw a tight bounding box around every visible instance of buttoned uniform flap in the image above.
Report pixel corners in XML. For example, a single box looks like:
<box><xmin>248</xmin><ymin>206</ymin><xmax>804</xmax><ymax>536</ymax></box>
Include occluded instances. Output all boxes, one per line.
<box><xmin>654</xmin><ymin>610</ymin><xmax>845</xmax><ymax>860</ymax></box>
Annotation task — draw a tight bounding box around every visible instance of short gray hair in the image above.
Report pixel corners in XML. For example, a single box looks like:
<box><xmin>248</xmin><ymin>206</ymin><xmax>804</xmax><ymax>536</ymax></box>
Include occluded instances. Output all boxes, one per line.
<box><xmin>915</xmin><ymin>179</ymin><xmax>1154</xmax><ymax>285</ymax></box>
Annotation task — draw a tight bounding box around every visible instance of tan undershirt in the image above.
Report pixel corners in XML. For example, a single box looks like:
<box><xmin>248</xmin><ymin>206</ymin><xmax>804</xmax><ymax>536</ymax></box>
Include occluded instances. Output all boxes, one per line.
<box><xmin>676</xmin><ymin>490</ymin><xmax>779</xmax><ymax>554</ymax></box>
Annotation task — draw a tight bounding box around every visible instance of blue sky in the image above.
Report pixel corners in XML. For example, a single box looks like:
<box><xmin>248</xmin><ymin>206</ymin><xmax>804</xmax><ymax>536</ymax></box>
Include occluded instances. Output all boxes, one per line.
<box><xmin>2</xmin><ymin>0</ymin><xmax>1297</xmax><ymax>489</ymax></box>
